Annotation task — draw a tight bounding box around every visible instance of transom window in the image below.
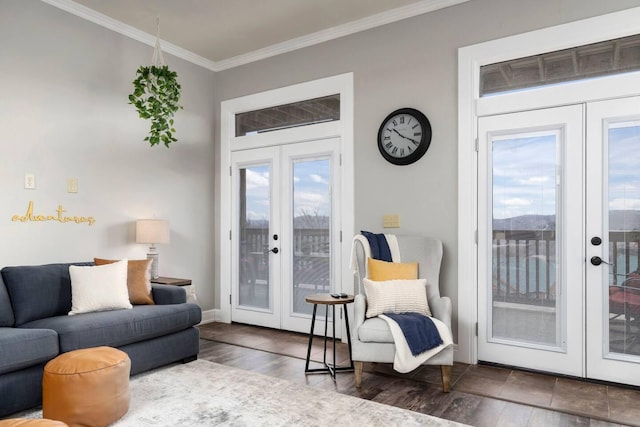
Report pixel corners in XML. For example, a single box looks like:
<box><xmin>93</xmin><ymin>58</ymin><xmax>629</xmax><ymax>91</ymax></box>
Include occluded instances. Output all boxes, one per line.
<box><xmin>480</xmin><ymin>33</ymin><xmax>640</xmax><ymax>96</ymax></box>
<box><xmin>235</xmin><ymin>94</ymin><xmax>340</xmax><ymax>136</ymax></box>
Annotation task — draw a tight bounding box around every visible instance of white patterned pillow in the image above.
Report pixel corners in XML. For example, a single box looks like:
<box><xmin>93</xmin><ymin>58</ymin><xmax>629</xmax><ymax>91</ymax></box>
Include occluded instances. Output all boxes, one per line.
<box><xmin>68</xmin><ymin>260</ymin><xmax>132</xmax><ymax>315</ymax></box>
<box><xmin>363</xmin><ymin>278</ymin><xmax>431</xmax><ymax>318</ymax></box>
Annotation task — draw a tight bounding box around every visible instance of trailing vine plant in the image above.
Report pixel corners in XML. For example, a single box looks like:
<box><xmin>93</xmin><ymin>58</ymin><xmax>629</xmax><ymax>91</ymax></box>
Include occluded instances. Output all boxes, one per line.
<box><xmin>128</xmin><ymin>19</ymin><xmax>182</xmax><ymax>147</ymax></box>
<box><xmin>129</xmin><ymin>65</ymin><xmax>182</xmax><ymax>147</ymax></box>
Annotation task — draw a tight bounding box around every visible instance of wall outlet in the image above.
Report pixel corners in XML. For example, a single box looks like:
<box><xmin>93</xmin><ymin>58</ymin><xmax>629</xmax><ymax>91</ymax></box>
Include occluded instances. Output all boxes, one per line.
<box><xmin>383</xmin><ymin>214</ymin><xmax>400</xmax><ymax>228</ymax></box>
<box><xmin>67</xmin><ymin>178</ymin><xmax>78</xmax><ymax>193</ymax></box>
<box><xmin>24</xmin><ymin>174</ymin><xmax>35</xmax><ymax>189</ymax></box>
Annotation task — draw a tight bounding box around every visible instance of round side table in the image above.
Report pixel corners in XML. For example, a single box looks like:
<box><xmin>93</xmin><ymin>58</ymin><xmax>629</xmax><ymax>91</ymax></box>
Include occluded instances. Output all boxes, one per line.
<box><xmin>304</xmin><ymin>293</ymin><xmax>354</xmax><ymax>378</ymax></box>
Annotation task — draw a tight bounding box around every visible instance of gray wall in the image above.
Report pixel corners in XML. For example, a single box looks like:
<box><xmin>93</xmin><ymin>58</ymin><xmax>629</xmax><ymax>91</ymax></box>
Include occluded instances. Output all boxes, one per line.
<box><xmin>1</xmin><ymin>1</ymin><xmax>216</xmax><ymax>308</ymax></box>
<box><xmin>213</xmin><ymin>0</ymin><xmax>640</xmax><ymax>340</ymax></box>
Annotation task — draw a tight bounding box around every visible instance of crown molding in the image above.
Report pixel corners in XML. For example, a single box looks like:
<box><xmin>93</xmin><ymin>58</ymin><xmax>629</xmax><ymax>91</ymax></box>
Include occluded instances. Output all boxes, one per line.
<box><xmin>214</xmin><ymin>0</ymin><xmax>469</xmax><ymax>71</ymax></box>
<box><xmin>39</xmin><ymin>0</ymin><xmax>218</xmax><ymax>71</ymax></box>
<box><xmin>41</xmin><ymin>0</ymin><xmax>468</xmax><ymax>72</ymax></box>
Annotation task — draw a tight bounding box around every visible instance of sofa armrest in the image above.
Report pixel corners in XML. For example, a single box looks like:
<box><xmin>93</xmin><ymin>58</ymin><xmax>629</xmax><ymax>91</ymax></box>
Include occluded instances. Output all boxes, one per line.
<box><xmin>152</xmin><ymin>284</ymin><xmax>187</xmax><ymax>305</ymax></box>
<box><xmin>430</xmin><ymin>295</ymin><xmax>452</xmax><ymax>330</ymax></box>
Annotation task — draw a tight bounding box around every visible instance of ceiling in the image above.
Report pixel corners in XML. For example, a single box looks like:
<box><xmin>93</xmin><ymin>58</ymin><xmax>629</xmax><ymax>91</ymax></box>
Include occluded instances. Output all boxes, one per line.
<box><xmin>51</xmin><ymin>0</ymin><xmax>467</xmax><ymax>71</ymax></box>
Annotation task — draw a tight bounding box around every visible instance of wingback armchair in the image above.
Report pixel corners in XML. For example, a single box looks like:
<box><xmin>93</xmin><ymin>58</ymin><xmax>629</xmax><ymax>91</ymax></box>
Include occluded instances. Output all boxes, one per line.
<box><xmin>352</xmin><ymin>235</ymin><xmax>453</xmax><ymax>392</ymax></box>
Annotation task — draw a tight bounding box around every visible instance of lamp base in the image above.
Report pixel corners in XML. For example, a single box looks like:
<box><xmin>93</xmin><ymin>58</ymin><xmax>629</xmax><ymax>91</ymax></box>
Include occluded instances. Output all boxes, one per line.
<box><xmin>147</xmin><ymin>252</ymin><xmax>159</xmax><ymax>279</ymax></box>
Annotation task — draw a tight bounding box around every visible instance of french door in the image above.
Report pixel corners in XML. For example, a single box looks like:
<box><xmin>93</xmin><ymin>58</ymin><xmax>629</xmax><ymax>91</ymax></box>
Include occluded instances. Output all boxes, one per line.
<box><xmin>478</xmin><ymin>97</ymin><xmax>640</xmax><ymax>385</ymax></box>
<box><xmin>231</xmin><ymin>138</ymin><xmax>341</xmax><ymax>335</ymax></box>
<box><xmin>585</xmin><ymin>97</ymin><xmax>640</xmax><ymax>385</ymax></box>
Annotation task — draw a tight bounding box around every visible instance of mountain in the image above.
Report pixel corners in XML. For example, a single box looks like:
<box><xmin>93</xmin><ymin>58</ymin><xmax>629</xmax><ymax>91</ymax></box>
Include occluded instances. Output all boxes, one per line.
<box><xmin>493</xmin><ymin>210</ymin><xmax>640</xmax><ymax>231</ymax></box>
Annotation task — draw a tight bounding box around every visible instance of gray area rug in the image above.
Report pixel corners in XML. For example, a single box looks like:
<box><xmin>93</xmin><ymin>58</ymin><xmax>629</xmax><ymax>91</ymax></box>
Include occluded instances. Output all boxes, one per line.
<box><xmin>18</xmin><ymin>359</ymin><xmax>464</xmax><ymax>426</ymax></box>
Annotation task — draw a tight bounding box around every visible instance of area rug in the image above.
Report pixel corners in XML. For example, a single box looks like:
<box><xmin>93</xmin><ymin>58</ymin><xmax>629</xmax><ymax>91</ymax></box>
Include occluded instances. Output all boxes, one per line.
<box><xmin>16</xmin><ymin>359</ymin><xmax>465</xmax><ymax>426</ymax></box>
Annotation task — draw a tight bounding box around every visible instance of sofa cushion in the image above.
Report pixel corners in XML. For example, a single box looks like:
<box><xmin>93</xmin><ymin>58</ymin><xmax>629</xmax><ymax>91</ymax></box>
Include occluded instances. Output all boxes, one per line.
<box><xmin>357</xmin><ymin>317</ymin><xmax>394</xmax><ymax>343</ymax></box>
<box><xmin>0</xmin><ymin>328</ymin><xmax>59</xmax><ymax>374</ymax></box>
<box><xmin>0</xmin><ymin>275</ymin><xmax>15</xmax><ymax>326</ymax></box>
<box><xmin>1</xmin><ymin>263</ymin><xmax>92</xmax><ymax>326</ymax></box>
<box><xmin>20</xmin><ymin>303</ymin><xmax>201</xmax><ymax>352</ymax></box>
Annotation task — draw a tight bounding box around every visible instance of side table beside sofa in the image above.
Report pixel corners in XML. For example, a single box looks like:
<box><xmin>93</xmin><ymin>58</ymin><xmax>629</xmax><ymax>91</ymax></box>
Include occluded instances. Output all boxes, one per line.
<box><xmin>0</xmin><ymin>262</ymin><xmax>202</xmax><ymax>418</ymax></box>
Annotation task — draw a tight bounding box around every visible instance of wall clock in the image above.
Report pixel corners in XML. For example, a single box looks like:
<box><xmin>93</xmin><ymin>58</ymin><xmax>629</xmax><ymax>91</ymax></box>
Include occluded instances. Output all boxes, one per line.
<box><xmin>377</xmin><ymin>108</ymin><xmax>432</xmax><ymax>165</ymax></box>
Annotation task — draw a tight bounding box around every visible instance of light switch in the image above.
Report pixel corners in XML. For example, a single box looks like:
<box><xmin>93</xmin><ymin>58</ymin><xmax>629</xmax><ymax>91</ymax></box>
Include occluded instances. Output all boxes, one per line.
<box><xmin>383</xmin><ymin>214</ymin><xmax>400</xmax><ymax>228</ymax></box>
<box><xmin>24</xmin><ymin>174</ymin><xmax>35</xmax><ymax>189</ymax></box>
<box><xmin>67</xmin><ymin>178</ymin><xmax>78</xmax><ymax>193</ymax></box>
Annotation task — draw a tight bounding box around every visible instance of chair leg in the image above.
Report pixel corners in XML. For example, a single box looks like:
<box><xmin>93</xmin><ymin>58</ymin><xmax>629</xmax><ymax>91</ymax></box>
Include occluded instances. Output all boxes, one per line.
<box><xmin>440</xmin><ymin>365</ymin><xmax>451</xmax><ymax>393</ymax></box>
<box><xmin>354</xmin><ymin>361</ymin><xmax>364</xmax><ymax>388</ymax></box>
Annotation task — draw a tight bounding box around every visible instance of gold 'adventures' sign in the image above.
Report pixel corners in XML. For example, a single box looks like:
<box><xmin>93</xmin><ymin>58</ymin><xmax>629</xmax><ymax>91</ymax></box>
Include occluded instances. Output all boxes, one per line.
<box><xmin>11</xmin><ymin>200</ymin><xmax>96</xmax><ymax>226</ymax></box>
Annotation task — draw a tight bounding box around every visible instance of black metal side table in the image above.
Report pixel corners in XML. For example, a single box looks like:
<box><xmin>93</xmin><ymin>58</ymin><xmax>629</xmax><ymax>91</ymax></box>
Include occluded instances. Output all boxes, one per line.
<box><xmin>304</xmin><ymin>293</ymin><xmax>354</xmax><ymax>379</ymax></box>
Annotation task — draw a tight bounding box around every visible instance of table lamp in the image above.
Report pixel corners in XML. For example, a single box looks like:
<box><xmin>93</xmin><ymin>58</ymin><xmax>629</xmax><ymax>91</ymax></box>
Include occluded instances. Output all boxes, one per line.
<box><xmin>135</xmin><ymin>219</ymin><xmax>170</xmax><ymax>279</ymax></box>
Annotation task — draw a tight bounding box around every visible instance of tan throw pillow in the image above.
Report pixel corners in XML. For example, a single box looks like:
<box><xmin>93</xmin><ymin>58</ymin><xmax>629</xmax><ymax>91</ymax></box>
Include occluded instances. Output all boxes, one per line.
<box><xmin>363</xmin><ymin>278</ymin><xmax>431</xmax><ymax>318</ymax></box>
<box><xmin>367</xmin><ymin>258</ymin><xmax>418</xmax><ymax>281</ymax></box>
<box><xmin>94</xmin><ymin>258</ymin><xmax>155</xmax><ymax>305</ymax></box>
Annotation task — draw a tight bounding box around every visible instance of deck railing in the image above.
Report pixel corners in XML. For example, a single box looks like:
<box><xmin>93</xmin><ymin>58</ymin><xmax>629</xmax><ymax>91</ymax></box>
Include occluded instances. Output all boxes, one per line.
<box><xmin>492</xmin><ymin>229</ymin><xmax>640</xmax><ymax>306</ymax></box>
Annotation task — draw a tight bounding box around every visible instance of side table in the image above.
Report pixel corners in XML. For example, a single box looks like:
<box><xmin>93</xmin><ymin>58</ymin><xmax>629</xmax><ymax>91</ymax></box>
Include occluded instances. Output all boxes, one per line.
<box><xmin>304</xmin><ymin>293</ymin><xmax>354</xmax><ymax>379</ymax></box>
<box><xmin>151</xmin><ymin>277</ymin><xmax>198</xmax><ymax>304</ymax></box>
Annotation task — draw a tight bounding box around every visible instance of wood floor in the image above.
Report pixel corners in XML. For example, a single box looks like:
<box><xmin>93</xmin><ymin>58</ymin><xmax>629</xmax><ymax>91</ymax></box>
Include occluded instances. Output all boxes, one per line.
<box><xmin>198</xmin><ymin>322</ymin><xmax>640</xmax><ymax>427</ymax></box>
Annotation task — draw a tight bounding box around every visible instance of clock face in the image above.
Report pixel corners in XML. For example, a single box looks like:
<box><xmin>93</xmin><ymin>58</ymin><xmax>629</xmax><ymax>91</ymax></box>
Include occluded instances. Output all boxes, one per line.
<box><xmin>377</xmin><ymin>108</ymin><xmax>431</xmax><ymax>165</ymax></box>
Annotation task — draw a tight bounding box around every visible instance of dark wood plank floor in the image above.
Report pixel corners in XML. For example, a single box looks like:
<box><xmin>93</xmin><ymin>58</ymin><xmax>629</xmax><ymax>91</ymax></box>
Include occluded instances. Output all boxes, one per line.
<box><xmin>198</xmin><ymin>322</ymin><xmax>640</xmax><ymax>427</ymax></box>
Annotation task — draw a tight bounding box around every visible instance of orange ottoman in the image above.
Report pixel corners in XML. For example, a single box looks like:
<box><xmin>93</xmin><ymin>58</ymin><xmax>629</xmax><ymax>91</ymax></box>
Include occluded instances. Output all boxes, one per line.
<box><xmin>0</xmin><ymin>420</ymin><xmax>68</xmax><ymax>426</ymax></box>
<box><xmin>42</xmin><ymin>347</ymin><xmax>130</xmax><ymax>427</ymax></box>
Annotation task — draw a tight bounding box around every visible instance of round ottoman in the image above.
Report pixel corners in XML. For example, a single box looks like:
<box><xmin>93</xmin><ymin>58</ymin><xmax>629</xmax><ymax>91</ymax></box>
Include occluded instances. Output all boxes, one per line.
<box><xmin>42</xmin><ymin>347</ymin><xmax>130</xmax><ymax>427</ymax></box>
<box><xmin>0</xmin><ymin>420</ymin><xmax>68</xmax><ymax>427</ymax></box>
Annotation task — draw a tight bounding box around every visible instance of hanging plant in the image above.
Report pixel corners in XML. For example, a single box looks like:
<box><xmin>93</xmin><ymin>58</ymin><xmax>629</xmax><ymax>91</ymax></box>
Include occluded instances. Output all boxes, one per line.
<box><xmin>129</xmin><ymin>65</ymin><xmax>182</xmax><ymax>147</ymax></box>
<box><xmin>128</xmin><ymin>19</ymin><xmax>182</xmax><ymax>147</ymax></box>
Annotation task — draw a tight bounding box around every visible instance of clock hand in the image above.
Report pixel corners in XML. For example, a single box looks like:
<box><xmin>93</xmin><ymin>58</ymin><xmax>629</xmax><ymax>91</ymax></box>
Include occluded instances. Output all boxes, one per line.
<box><xmin>392</xmin><ymin>128</ymin><xmax>419</xmax><ymax>144</ymax></box>
<box><xmin>392</xmin><ymin>129</ymin><xmax>408</xmax><ymax>139</ymax></box>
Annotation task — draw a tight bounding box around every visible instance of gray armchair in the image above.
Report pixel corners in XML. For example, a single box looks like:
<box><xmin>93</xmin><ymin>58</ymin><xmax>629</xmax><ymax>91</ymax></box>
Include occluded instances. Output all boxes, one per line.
<box><xmin>352</xmin><ymin>235</ymin><xmax>453</xmax><ymax>392</ymax></box>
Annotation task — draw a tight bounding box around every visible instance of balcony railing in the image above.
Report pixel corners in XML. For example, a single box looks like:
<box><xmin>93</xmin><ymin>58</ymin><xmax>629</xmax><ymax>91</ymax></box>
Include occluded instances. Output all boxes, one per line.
<box><xmin>492</xmin><ymin>230</ymin><xmax>640</xmax><ymax>306</ymax></box>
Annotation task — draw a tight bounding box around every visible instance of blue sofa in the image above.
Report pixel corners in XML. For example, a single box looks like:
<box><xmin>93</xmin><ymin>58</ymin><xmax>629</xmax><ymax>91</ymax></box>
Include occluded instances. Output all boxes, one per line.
<box><xmin>0</xmin><ymin>262</ymin><xmax>202</xmax><ymax>417</ymax></box>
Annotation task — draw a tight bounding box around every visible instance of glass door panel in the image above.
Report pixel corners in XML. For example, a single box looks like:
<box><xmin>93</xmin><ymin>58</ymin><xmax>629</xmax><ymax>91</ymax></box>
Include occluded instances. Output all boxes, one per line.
<box><xmin>478</xmin><ymin>105</ymin><xmax>583</xmax><ymax>376</ymax></box>
<box><xmin>238</xmin><ymin>164</ymin><xmax>271</xmax><ymax>310</ymax></box>
<box><xmin>607</xmin><ymin>121</ymin><xmax>640</xmax><ymax>358</ymax></box>
<box><xmin>291</xmin><ymin>159</ymin><xmax>331</xmax><ymax>316</ymax></box>
<box><xmin>491</xmin><ymin>132</ymin><xmax>560</xmax><ymax>348</ymax></box>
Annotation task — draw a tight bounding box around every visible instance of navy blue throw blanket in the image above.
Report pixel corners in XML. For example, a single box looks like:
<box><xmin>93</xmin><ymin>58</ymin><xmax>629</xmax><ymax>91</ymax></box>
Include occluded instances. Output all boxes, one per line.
<box><xmin>385</xmin><ymin>312</ymin><xmax>443</xmax><ymax>356</ymax></box>
<box><xmin>361</xmin><ymin>230</ymin><xmax>392</xmax><ymax>261</ymax></box>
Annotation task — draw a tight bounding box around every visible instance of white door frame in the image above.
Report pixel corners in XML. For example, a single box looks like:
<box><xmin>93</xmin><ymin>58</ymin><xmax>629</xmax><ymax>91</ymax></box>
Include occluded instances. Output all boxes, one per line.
<box><xmin>219</xmin><ymin>73</ymin><xmax>354</xmax><ymax>326</ymax></box>
<box><xmin>458</xmin><ymin>7</ymin><xmax>640</xmax><ymax>364</ymax></box>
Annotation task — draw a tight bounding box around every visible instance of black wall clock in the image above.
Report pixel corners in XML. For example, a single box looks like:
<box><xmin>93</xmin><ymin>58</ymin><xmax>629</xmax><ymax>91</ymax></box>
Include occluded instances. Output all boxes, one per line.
<box><xmin>377</xmin><ymin>108</ymin><xmax>432</xmax><ymax>165</ymax></box>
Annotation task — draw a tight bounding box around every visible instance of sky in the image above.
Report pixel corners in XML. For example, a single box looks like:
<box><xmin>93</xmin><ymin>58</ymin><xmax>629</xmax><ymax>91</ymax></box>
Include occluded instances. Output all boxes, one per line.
<box><xmin>242</xmin><ymin>158</ymin><xmax>330</xmax><ymax>222</ymax></box>
<box><xmin>492</xmin><ymin>122</ymin><xmax>640</xmax><ymax>221</ymax></box>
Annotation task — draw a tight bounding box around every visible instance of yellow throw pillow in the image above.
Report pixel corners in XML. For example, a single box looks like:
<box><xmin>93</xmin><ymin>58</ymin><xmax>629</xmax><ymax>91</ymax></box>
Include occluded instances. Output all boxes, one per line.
<box><xmin>367</xmin><ymin>258</ymin><xmax>418</xmax><ymax>281</ymax></box>
<box><xmin>94</xmin><ymin>258</ymin><xmax>155</xmax><ymax>305</ymax></box>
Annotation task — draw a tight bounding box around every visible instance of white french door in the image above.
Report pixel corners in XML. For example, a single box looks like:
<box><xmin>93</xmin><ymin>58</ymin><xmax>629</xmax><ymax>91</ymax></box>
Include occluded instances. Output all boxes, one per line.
<box><xmin>231</xmin><ymin>138</ymin><xmax>341</xmax><ymax>335</ymax></box>
<box><xmin>478</xmin><ymin>98</ymin><xmax>640</xmax><ymax>385</ymax></box>
<box><xmin>586</xmin><ymin>96</ymin><xmax>640</xmax><ymax>385</ymax></box>
<box><xmin>478</xmin><ymin>105</ymin><xmax>585</xmax><ymax>376</ymax></box>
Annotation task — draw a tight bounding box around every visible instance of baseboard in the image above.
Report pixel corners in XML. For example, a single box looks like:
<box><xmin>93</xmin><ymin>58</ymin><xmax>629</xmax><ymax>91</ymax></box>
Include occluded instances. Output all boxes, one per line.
<box><xmin>199</xmin><ymin>309</ymin><xmax>217</xmax><ymax>325</ymax></box>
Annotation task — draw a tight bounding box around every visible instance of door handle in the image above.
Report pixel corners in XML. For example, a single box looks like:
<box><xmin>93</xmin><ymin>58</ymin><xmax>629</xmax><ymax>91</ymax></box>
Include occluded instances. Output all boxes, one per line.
<box><xmin>268</xmin><ymin>247</ymin><xmax>279</xmax><ymax>254</ymax></box>
<box><xmin>590</xmin><ymin>256</ymin><xmax>610</xmax><ymax>266</ymax></box>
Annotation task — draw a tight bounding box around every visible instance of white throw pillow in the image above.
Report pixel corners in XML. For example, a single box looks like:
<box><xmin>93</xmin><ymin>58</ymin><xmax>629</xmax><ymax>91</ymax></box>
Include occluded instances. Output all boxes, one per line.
<box><xmin>68</xmin><ymin>260</ymin><xmax>132</xmax><ymax>315</ymax></box>
<box><xmin>363</xmin><ymin>278</ymin><xmax>431</xmax><ymax>318</ymax></box>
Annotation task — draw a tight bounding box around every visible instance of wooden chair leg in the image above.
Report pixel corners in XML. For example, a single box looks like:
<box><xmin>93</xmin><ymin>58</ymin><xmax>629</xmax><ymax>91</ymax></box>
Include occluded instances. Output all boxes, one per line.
<box><xmin>440</xmin><ymin>365</ymin><xmax>451</xmax><ymax>392</ymax></box>
<box><xmin>354</xmin><ymin>361</ymin><xmax>364</xmax><ymax>387</ymax></box>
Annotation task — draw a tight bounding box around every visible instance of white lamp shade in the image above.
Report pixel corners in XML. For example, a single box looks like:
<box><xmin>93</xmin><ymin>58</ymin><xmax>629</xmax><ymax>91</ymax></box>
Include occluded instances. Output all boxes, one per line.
<box><xmin>136</xmin><ymin>219</ymin><xmax>170</xmax><ymax>244</ymax></box>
